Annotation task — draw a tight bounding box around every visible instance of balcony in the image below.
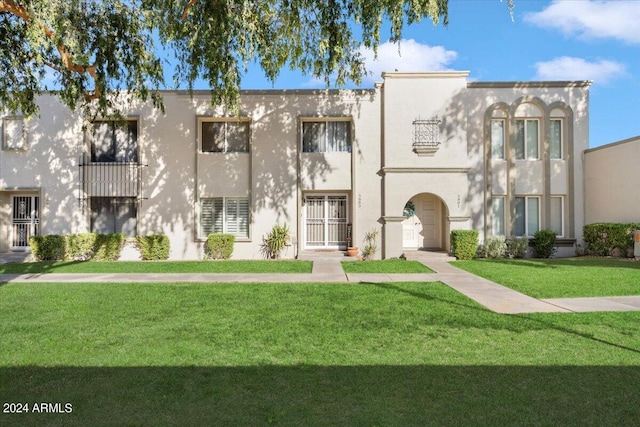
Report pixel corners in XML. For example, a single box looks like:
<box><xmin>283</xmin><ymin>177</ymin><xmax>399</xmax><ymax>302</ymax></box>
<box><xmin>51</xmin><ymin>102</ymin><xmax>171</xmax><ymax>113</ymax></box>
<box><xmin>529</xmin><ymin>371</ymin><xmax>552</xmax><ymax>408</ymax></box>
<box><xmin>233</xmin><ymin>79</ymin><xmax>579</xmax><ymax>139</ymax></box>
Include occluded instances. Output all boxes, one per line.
<box><xmin>79</xmin><ymin>157</ymin><xmax>143</xmax><ymax>198</ymax></box>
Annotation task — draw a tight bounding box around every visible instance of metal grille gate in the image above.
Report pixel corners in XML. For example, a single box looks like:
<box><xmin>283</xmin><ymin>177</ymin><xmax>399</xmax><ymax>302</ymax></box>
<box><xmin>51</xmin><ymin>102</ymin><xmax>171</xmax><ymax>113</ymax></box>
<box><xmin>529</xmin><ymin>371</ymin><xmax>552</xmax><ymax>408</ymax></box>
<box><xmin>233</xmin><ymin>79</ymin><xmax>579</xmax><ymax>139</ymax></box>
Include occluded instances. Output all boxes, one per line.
<box><xmin>304</xmin><ymin>195</ymin><xmax>348</xmax><ymax>249</ymax></box>
<box><xmin>12</xmin><ymin>195</ymin><xmax>39</xmax><ymax>249</ymax></box>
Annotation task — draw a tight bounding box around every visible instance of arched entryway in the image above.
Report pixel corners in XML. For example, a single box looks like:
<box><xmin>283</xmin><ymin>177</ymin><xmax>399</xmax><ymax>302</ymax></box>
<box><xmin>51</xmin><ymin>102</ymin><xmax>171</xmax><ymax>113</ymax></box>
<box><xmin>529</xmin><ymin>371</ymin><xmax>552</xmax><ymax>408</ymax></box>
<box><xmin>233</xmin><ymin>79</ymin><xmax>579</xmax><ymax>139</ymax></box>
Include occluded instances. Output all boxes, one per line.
<box><xmin>401</xmin><ymin>193</ymin><xmax>449</xmax><ymax>250</ymax></box>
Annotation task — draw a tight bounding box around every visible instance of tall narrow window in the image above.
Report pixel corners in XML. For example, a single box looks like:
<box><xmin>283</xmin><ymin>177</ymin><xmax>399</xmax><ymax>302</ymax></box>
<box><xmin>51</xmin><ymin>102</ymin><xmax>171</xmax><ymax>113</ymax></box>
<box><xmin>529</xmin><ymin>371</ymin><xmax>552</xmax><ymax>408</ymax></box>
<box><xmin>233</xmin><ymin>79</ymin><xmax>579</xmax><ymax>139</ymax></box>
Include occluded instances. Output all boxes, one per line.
<box><xmin>550</xmin><ymin>196</ymin><xmax>564</xmax><ymax>237</ymax></box>
<box><xmin>550</xmin><ymin>119</ymin><xmax>562</xmax><ymax>159</ymax></box>
<box><xmin>201</xmin><ymin>121</ymin><xmax>250</xmax><ymax>153</ymax></box>
<box><xmin>91</xmin><ymin>120</ymin><xmax>138</xmax><ymax>163</ymax></box>
<box><xmin>515</xmin><ymin>196</ymin><xmax>540</xmax><ymax>237</ymax></box>
<box><xmin>491</xmin><ymin>197</ymin><xmax>505</xmax><ymax>236</ymax></box>
<box><xmin>491</xmin><ymin>120</ymin><xmax>505</xmax><ymax>159</ymax></box>
<box><xmin>515</xmin><ymin>119</ymin><xmax>539</xmax><ymax>160</ymax></box>
<box><xmin>200</xmin><ymin>197</ymin><xmax>249</xmax><ymax>238</ymax></box>
<box><xmin>302</xmin><ymin>120</ymin><xmax>351</xmax><ymax>153</ymax></box>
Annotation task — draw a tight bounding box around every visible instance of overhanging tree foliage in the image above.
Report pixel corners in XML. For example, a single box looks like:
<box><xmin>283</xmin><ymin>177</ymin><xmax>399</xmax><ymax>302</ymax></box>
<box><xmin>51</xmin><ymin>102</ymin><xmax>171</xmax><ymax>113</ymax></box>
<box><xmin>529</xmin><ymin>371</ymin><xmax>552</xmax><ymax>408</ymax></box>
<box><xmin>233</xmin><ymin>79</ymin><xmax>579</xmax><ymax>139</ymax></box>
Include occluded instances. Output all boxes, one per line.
<box><xmin>0</xmin><ymin>0</ymin><xmax>512</xmax><ymax>118</ymax></box>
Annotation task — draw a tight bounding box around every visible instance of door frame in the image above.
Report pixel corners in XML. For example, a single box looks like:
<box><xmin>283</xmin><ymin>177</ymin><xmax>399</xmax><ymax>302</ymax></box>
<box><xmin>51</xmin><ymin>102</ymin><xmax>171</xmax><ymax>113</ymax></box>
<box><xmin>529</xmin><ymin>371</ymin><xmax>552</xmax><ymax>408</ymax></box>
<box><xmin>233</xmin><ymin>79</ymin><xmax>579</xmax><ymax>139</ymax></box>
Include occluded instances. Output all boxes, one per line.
<box><xmin>10</xmin><ymin>194</ymin><xmax>40</xmax><ymax>251</ymax></box>
<box><xmin>401</xmin><ymin>194</ymin><xmax>444</xmax><ymax>250</ymax></box>
<box><xmin>302</xmin><ymin>193</ymin><xmax>349</xmax><ymax>250</ymax></box>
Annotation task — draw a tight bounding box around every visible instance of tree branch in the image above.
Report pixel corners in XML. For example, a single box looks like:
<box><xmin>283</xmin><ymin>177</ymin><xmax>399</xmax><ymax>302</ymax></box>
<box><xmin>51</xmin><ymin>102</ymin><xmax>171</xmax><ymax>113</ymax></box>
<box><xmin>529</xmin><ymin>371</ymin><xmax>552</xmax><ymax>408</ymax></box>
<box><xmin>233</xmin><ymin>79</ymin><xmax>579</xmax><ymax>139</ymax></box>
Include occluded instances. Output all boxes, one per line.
<box><xmin>182</xmin><ymin>0</ymin><xmax>198</xmax><ymax>20</ymax></box>
<box><xmin>0</xmin><ymin>0</ymin><xmax>99</xmax><ymax>100</ymax></box>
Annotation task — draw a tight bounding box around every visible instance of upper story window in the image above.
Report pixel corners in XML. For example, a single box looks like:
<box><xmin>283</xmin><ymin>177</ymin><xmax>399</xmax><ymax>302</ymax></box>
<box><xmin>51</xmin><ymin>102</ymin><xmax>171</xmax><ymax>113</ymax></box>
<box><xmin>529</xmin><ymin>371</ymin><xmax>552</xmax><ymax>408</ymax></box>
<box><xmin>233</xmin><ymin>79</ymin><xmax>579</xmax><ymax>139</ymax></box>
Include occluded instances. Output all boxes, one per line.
<box><xmin>201</xmin><ymin>120</ymin><xmax>250</xmax><ymax>153</ymax></box>
<box><xmin>3</xmin><ymin>116</ymin><xmax>27</xmax><ymax>151</ymax></box>
<box><xmin>91</xmin><ymin>119</ymin><xmax>138</xmax><ymax>163</ymax></box>
<box><xmin>550</xmin><ymin>119</ymin><xmax>563</xmax><ymax>159</ymax></box>
<box><xmin>302</xmin><ymin>120</ymin><xmax>351</xmax><ymax>153</ymax></box>
<box><xmin>490</xmin><ymin>119</ymin><xmax>505</xmax><ymax>159</ymax></box>
<box><xmin>515</xmin><ymin>119</ymin><xmax>539</xmax><ymax>160</ymax></box>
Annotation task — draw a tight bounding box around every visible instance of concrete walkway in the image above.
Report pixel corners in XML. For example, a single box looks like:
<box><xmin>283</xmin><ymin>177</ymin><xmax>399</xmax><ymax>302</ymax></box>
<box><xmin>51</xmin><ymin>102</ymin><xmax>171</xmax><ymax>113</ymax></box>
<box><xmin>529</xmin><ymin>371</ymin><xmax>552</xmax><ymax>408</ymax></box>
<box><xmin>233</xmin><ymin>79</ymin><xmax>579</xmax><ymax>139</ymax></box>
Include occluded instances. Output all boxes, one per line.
<box><xmin>1</xmin><ymin>256</ymin><xmax>639</xmax><ymax>314</ymax></box>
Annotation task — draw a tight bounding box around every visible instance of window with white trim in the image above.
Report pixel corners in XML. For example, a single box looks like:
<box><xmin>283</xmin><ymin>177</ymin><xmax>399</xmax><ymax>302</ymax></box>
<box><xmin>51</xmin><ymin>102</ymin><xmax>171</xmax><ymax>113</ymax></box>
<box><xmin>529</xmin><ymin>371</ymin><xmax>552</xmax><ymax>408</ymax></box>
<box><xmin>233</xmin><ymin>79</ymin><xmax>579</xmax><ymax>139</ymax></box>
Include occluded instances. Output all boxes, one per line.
<box><xmin>302</xmin><ymin>120</ymin><xmax>351</xmax><ymax>153</ymax></box>
<box><xmin>490</xmin><ymin>119</ymin><xmax>505</xmax><ymax>159</ymax></box>
<box><xmin>491</xmin><ymin>196</ymin><xmax>506</xmax><ymax>236</ymax></box>
<box><xmin>550</xmin><ymin>119</ymin><xmax>562</xmax><ymax>159</ymax></box>
<box><xmin>550</xmin><ymin>196</ymin><xmax>564</xmax><ymax>237</ymax></box>
<box><xmin>3</xmin><ymin>116</ymin><xmax>27</xmax><ymax>150</ymax></box>
<box><xmin>201</xmin><ymin>120</ymin><xmax>250</xmax><ymax>153</ymax></box>
<box><xmin>514</xmin><ymin>196</ymin><xmax>540</xmax><ymax>237</ymax></box>
<box><xmin>91</xmin><ymin>119</ymin><xmax>138</xmax><ymax>163</ymax></box>
<box><xmin>515</xmin><ymin>119</ymin><xmax>539</xmax><ymax>160</ymax></box>
<box><xmin>200</xmin><ymin>197</ymin><xmax>249</xmax><ymax>238</ymax></box>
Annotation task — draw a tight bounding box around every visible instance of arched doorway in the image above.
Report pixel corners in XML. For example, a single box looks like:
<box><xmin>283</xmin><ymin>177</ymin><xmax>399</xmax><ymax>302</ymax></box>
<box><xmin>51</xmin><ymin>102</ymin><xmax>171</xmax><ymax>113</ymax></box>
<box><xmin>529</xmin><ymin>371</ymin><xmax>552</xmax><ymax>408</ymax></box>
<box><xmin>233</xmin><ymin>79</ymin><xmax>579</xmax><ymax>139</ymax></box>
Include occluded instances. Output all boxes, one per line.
<box><xmin>402</xmin><ymin>193</ymin><xmax>448</xmax><ymax>250</ymax></box>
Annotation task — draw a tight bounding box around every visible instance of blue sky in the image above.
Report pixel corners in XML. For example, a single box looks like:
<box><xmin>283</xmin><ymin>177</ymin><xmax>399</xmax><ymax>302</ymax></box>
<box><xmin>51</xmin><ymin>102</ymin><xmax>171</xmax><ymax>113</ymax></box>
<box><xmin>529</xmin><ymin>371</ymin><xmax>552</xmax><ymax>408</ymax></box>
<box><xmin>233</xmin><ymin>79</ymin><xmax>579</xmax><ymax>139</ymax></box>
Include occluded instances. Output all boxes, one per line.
<box><xmin>231</xmin><ymin>0</ymin><xmax>640</xmax><ymax>148</ymax></box>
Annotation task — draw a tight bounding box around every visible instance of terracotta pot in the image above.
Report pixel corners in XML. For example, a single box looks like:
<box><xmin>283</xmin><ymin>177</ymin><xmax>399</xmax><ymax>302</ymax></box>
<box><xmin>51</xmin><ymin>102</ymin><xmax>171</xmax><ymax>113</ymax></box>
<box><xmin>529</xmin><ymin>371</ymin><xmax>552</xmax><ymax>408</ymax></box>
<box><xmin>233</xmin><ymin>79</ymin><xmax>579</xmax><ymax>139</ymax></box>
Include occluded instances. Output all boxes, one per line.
<box><xmin>346</xmin><ymin>247</ymin><xmax>359</xmax><ymax>257</ymax></box>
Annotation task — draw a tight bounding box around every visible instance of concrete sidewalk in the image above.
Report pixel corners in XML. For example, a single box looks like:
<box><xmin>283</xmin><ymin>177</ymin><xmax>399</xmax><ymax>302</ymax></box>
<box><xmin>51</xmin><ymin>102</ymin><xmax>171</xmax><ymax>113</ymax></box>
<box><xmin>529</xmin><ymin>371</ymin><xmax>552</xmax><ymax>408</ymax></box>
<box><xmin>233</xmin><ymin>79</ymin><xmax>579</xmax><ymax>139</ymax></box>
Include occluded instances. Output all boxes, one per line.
<box><xmin>1</xmin><ymin>256</ymin><xmax>639</xmax><ymax>315</ymax></box>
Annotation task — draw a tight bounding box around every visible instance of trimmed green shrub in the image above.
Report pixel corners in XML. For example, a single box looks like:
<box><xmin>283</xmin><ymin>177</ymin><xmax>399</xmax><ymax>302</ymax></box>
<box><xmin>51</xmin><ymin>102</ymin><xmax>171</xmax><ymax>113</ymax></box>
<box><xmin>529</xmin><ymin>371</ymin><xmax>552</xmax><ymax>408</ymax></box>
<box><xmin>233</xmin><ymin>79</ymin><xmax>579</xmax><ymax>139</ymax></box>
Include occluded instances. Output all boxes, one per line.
<box><xmin>506</xmin><ymin>237</ymin><xmax>528</xmax><ymax>259</ymax></box>
<box><xmin>205</xmin><ymin>234</ymin><xmax>235</xmax><ymax>260</ymax></box>
<box><xmin>29</xmin><ymin>235</ymin><xmax>66</xmax><ymax>261</ymax></box>
<box><xmin>533</xmin><ymin>229</ymin><xmax>557</xmax><ymax>258</ymax></box>
<box><xmin>93</xmin><ymin>233</ymin><xmax>126</xmax><ymax>261</ymax></box>
<box><xmin>136</xmin><ymin>234</ymin><xmax>170</xmax><ymax>260</ymax></box>
<box><xmin>583</xmin><ymin>223</ymin><xmax>640</xmax><ymax>257</ymax></box>
<box><xmin>66</xmin><ymin>233</ymin><xmax>97</xmax><ymax>261</ymax></box>
<box><xmin>481</xmin><ymin>236</ymin><xmax>507</xmax><ymax>259</ymax></box>
<box><xmin>450</xmin><ymin>230</ymin><xmax>479</xmax><ymax>260</ymax></box>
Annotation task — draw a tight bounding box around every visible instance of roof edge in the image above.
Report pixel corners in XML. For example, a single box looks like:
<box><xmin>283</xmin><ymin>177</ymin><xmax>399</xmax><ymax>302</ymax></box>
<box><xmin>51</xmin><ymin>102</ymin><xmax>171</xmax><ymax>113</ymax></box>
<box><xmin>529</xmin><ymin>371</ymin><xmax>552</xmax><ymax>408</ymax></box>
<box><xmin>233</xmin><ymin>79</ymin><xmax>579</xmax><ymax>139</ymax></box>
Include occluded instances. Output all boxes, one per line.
<box><xmin>585</xmin><ymin>135</ymin><xmax>640</xmax><ymax>154</ymax></box>
<box><xmin>468</xmin><ymin>81</ymin><xmax>592</xmax><ymax>89</ymax></box>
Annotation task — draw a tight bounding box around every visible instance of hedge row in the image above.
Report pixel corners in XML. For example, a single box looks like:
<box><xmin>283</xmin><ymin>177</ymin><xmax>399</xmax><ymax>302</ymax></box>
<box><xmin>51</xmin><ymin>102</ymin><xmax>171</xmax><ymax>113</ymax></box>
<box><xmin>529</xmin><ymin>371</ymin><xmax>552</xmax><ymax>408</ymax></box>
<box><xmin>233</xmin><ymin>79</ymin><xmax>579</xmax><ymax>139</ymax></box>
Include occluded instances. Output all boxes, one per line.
<box><xmin>583</xmin><ymin>223</ymin><xmax>640</xmax><ymax>257</ymax></box>
<box><xmin>29</xmin><ymin>233</ymin><xmax>170</xmax><ymax>261</ymax></box>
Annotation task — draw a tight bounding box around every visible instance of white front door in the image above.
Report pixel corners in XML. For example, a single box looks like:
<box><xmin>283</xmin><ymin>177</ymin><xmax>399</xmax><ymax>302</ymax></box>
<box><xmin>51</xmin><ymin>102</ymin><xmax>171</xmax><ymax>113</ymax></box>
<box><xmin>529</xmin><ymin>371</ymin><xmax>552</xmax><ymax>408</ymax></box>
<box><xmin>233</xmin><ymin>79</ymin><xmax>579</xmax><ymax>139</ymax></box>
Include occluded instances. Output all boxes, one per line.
<box><xmin>402</xmin><ymin>195</ymin><xmax>441</xmax><ymax>249</ymax></box>
<box><xmin>11</xmin><ymin>195</ymin><xmax>40</xmax><ymax>250</ymax></box>
<box><xmin>304</xmin><ymin>194</ymin><xmax>348</xmax><ymax>249</ymax></box>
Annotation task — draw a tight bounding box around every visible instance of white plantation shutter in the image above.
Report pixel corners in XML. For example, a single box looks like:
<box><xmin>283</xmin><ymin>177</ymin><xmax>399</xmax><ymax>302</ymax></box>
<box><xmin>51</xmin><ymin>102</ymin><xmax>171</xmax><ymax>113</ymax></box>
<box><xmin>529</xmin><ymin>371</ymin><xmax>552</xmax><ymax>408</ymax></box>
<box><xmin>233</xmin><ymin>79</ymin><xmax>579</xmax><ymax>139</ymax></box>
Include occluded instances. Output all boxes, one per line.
<box><xmin>237</xmin><ymin>198</ymin><xmax>249</xmax><ymax>237</ymax></box>
<box><xmin>200</xmin><ymin>198</ymin><xmax>248</xmax><ymax>238</ymax></box>
<box><xmin>200</xmin><ymin>198</ymin><xmax>223</xmax><ymax>236</ymax></box>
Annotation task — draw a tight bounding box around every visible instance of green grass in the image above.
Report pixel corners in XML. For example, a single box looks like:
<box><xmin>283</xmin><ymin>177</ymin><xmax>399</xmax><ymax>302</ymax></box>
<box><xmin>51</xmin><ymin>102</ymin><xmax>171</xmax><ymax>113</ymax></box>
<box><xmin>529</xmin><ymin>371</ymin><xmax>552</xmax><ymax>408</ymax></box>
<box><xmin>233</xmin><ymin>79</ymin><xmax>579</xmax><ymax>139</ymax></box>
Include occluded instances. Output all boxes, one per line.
<box><xmin>341</xmin><ymin>259</ymin><xmax>433</xmax><ymax>273</ymax></box>
<box><xmin>1</xmin><ymin>281</ymin><xmax>640</xmax><ymax>426</ymax></box>
<box><xmin>453</xmin><ymin>257</ymin><xmax>640</xmax><ymax>298</ymax></box>
<box><xmin>0</xmin><ymin>260</ymin><xmax>312</xmax><ymax>274</ymax></box>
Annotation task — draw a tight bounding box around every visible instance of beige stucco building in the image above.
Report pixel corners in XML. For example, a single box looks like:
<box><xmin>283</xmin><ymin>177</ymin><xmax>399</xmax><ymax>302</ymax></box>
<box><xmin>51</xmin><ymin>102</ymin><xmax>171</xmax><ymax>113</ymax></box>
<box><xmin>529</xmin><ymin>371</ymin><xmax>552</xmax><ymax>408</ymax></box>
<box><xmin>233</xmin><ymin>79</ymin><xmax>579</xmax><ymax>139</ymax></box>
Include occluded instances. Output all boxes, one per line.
<box><xmin>0</xmin><ymin>72</ymin><xmax>592</xmax><ymax>259</ymax></box>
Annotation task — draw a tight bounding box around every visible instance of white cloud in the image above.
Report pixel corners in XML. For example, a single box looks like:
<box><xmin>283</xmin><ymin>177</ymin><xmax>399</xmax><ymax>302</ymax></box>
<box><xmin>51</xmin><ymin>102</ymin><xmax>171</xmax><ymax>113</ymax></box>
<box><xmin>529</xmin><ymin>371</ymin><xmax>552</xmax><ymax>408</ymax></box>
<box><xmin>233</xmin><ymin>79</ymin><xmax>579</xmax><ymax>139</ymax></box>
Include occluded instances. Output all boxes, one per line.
<box><xmin>524</xmin><ymin>0</ymin><xmax>640</xmax><ymax>44</ymax></box>
<box><xmin>360</xmin><ymin>39</ymin><xmax>458</xmax><ymax>82</ymax></box>
<box><xmin>533</xmin><ymin>56</ymin><xmax>626</xmax><ymax>83</ymax></box>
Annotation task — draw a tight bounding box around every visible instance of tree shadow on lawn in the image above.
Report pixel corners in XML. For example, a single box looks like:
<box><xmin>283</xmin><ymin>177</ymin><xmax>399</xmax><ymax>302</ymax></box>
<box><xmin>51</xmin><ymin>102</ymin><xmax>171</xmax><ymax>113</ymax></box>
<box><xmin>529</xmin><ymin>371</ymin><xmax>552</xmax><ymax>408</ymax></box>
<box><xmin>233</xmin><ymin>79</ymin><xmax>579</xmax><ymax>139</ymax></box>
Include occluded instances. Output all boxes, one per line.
<box><xmin>2</xmin><ymin>365</ymin><xmax>639</xmax><ymax>426</ymax></box>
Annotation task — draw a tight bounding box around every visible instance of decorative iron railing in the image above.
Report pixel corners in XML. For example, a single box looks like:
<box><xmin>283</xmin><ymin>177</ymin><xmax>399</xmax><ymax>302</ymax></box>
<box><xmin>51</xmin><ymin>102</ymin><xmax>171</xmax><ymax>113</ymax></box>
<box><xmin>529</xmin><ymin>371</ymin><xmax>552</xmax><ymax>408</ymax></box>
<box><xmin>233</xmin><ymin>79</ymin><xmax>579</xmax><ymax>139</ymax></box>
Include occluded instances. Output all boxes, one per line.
<box><xmin>412</xmin><ymin>116</ymin><xmax>442</xmax><ymax>156</ymax></box>
<box><xmin>78</xmin><ymin>156</ymin><xmax>146</xmax><ymax>200</ymax></box>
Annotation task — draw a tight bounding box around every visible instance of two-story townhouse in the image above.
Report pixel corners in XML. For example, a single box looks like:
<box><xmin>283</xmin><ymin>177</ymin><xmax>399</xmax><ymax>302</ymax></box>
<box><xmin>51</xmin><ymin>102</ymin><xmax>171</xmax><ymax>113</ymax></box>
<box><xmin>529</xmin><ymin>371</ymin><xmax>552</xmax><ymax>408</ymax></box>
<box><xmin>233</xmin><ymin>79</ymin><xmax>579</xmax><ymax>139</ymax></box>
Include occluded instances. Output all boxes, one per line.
<box><xmin>0</xmin><ymin>71</ymin><xmax>590</xmax><ymax>259</ymax></box>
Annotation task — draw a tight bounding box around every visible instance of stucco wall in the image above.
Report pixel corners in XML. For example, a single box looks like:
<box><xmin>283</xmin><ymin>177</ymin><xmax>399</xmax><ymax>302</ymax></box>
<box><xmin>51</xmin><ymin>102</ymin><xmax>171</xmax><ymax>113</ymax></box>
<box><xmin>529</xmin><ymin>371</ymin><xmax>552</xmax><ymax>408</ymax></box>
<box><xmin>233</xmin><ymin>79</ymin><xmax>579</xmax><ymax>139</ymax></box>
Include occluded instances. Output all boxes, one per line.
<box><xmin>0</xmin><ymin>74</ymin><xmax>589</xmax><ymax>259</ymax></box>
<box><xmin>584</xmin><ymin>136</ymin><xmax>640</xmax><ymax>224</ymax></box>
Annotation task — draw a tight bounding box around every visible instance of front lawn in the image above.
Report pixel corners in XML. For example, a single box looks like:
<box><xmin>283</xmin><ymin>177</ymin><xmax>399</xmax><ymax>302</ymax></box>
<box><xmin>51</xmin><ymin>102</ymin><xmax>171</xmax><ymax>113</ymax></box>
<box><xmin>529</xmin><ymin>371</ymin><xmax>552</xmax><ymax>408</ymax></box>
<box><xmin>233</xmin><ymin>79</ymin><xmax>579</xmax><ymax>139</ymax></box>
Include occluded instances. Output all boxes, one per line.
<box><xmin>453</xmin><ymin>257</ymin><xmax>640</xmax><ymax>298</ymax></box>
<box><xmin>341</xmin><ymin>259</ymin><xmax>433</xmax><ymax>273</ymax></box>
<box><xmin>0</xmin><ymin>260</ymin><xmax>312</xmax><ymax>274</ymax></box>
<box><xmin>1</xmin><ymin>281</ymin><xmax>639</xmax><ymax>426</ymax></box>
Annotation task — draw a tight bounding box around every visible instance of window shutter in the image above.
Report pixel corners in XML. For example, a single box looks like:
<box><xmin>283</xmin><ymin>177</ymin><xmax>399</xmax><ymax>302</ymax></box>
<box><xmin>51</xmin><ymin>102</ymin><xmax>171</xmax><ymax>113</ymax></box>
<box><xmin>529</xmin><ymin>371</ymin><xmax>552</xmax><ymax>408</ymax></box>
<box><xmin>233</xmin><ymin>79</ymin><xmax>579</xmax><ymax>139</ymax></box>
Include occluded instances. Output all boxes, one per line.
<box><xmin>238</xmin><ymin>198</ymin><xmax>249</xmax><ymax>237</ymax></box>
<box><xmin>201</xmin><ymin>198</ymin><xmax>223</xmax><ymax>236</ymax></box>
<box><xmin>226</xmin><ymin>199</ymin><xmax>239</xmax><ymax>234</ymax></box>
